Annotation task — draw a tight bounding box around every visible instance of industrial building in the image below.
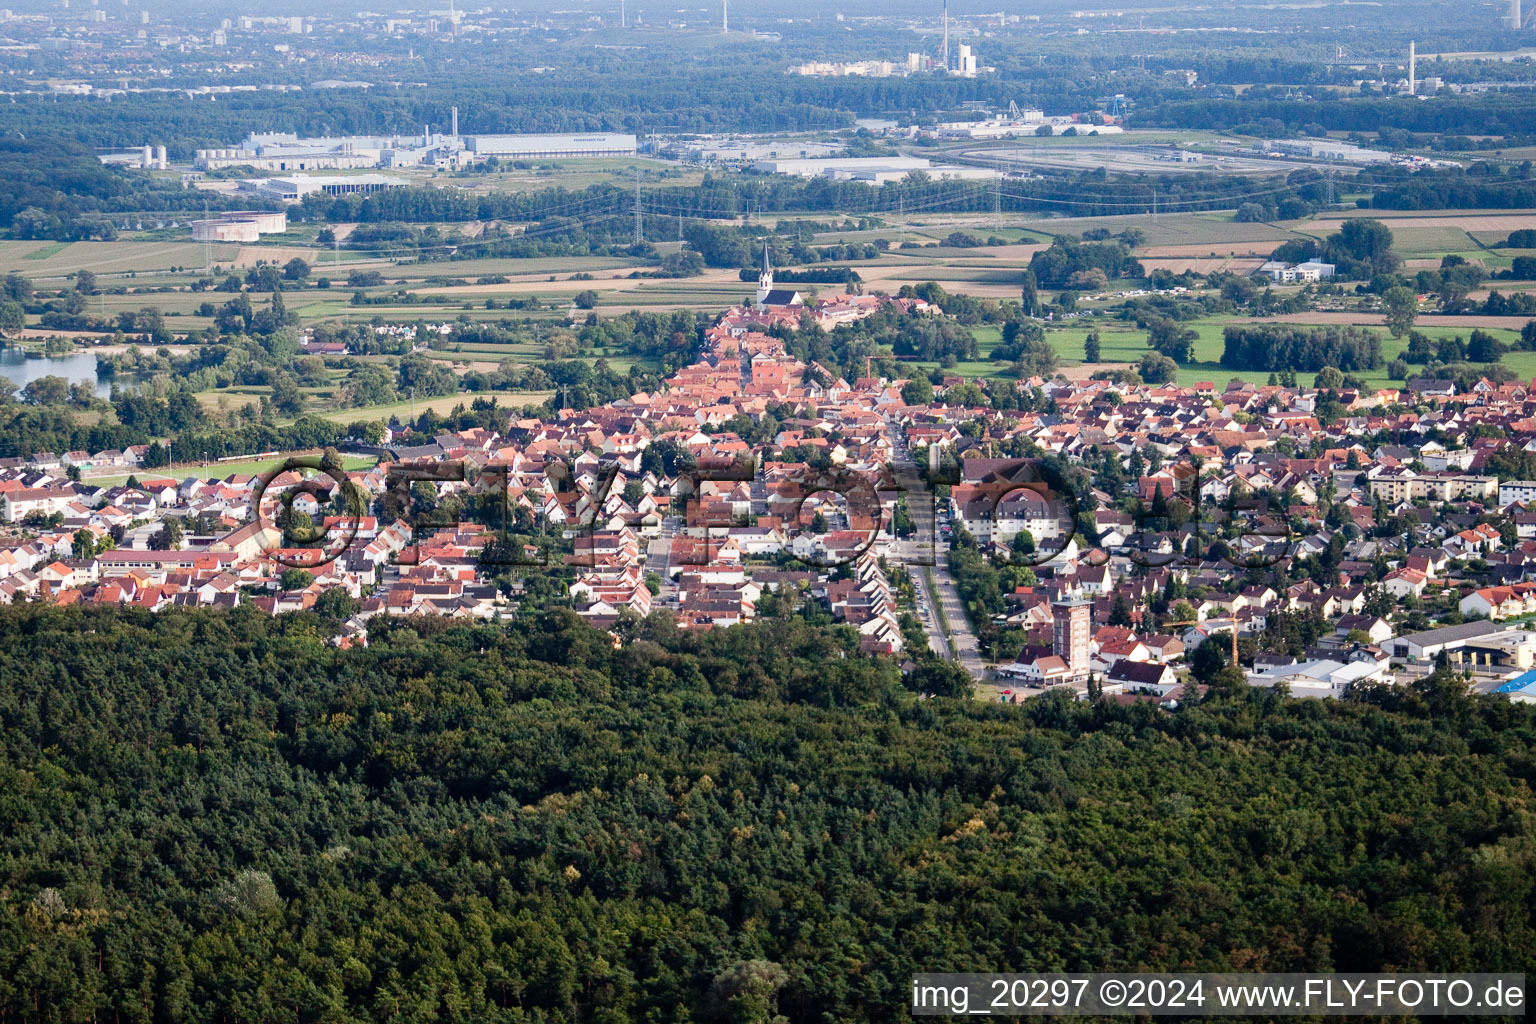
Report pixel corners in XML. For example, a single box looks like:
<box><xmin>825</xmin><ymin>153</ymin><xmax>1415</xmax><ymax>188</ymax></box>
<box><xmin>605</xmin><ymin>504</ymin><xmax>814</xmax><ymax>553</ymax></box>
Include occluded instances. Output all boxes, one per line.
<box><xmin>932</xmin><ymin>112</ymin><xmax>1043</xmax><ymax>139</ymax></box>
<box><xmin>197</xmin><ymin>129</ymin><xmax>637</xmax><ymax>171</ymax></box>
<box><xmin>791</xmin><ymin>44</ymin><xmax>988</xmax><ymax>79</ymax></box>
<box><xmin>1252</xmin><ymin>139</ymin><xmax>1393</xmax><ymax>165</ymax></box>
<box><xmin>244</xmin><ymin>174</ymin><xmax>407</xmax><ymax>202</ymax></box>
<box><xmin>98</xmin><ymin>144</ymin><xmax>167</xmax><ymax>170</ymax></box>
<box><xmin>1246</xmin><ymin>657</ymin><xmax>1391</xmax><ymax>698</ymax></box>
<box><xmin>954</xmin><ymin>43</ymin><xmax>979</xmax><ymax>77</ymax></box>
<box><xmin>463</xmin><ymin>133</ymin><xmax>637</xmax><ymax>158</ymax></box>
<box><xmin>751</xmin><ymin>156</ymin><xmax>998</xmax><ymax>186</ymax></box>
<box><xmin>790</xmin><ymin>59</ymin><xmax>902</xmax><ymax>77</ymax></box>
<box><xmin>197</xmin><ymin>130</ymin><xmax>450</xmax><ymax>171</ymax></box>
<box><xmin>191</xmin><ymin>210</ymin><xmax>288</xmax><ymax>242</ymax></box>
<box><xmin>660</xmin><ymin>138</ymin><xmax>845</xmax><ymax>164</ymax></box>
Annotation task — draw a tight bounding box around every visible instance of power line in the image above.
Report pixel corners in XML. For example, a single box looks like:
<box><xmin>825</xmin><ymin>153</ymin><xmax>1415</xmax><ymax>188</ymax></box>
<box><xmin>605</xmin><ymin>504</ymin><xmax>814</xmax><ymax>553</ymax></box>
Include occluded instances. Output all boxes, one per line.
<box><xmin>633</xmin><ymin>168</ymin><xmax>643</xmax><ymax>245</ymax></box>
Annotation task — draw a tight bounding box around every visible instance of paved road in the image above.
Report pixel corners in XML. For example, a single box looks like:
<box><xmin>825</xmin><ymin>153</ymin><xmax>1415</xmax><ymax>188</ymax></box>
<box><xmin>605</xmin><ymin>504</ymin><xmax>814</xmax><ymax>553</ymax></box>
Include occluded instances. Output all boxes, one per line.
<box><xmin>906</xmin><ymin>558</ymin><xmax>947</xmax><ymax>658</ymax></box>
<box><xmin>882</xmin><ymin>420</ymin><xmax>986</xmax><ymax>679</ymax></box>
<box><xmin>645</xmin><ymin>515</ymin><xmax>683</xmax><ymax>607</ymax></box>
<box><xmin>926</xmin><ymin>558</ymin><xmax>986</xmax><ymax>678</ymax></box>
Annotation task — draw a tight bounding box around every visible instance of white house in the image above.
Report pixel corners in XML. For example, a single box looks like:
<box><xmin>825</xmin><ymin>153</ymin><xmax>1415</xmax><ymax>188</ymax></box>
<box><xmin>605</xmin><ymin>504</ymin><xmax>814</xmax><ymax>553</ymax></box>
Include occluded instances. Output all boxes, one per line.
<box><xmin>1499</xmin><ymin>480</ymin><xmax>1536</xmax><ymax>506</ymax></box>
<box><xmin>1381</xmin><ymin>567</ymin><xmax>1428</xmax><ymax>599</ymax></box>
<box><xmin>3</xmin><ymin>487</ymin><xmax>77</xmax><ymax>523</ymax></box>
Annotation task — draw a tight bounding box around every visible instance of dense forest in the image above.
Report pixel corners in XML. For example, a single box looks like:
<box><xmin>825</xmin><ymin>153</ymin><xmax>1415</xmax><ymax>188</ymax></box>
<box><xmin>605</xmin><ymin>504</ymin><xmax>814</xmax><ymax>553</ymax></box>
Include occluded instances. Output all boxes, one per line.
<box><xmin>0</xmin><ymin>605</ymin><xmax>1530</xmax><ymax>1022</ymax></box>
<box><xmin>1140</xmin><ymin>93</ymin><xmax>1536</xmax><ymax>139</ymax></box>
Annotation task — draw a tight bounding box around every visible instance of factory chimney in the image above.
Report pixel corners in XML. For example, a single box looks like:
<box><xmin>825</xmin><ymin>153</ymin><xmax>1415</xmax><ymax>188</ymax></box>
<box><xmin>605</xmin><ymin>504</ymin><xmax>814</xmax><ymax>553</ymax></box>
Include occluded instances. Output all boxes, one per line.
<box><xmin>1408</xmin><ymin>40</ymin><xmax>1417</xmax><ymax>95</ymax></box>
<box><xmin>942</xmin><ymin>0</ymin><xmax>949</xmax><ymax>71</ymax></box>
<box><xmin>1512</xmin><ymin>0</ymin><xmax>1523</xmax><ymax>29</ymax></box>
<box><xmin>451</xmin><ymin>106</ymin><xmax>458</xmax><ymax>138</ymax></box>
<box><xmin>722</xmin><ymin>0</ymin><xmax>727</xmax><ymax>34</ymax></box>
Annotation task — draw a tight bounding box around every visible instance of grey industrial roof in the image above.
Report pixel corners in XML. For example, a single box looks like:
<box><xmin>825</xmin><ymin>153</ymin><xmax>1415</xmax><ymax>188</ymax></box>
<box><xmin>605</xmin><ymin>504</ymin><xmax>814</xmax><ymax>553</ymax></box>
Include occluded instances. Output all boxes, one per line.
<box><xmin>1396</xmin><ymin>620</ymin><xmax>1504</xmax><ymax>647</ymax></box>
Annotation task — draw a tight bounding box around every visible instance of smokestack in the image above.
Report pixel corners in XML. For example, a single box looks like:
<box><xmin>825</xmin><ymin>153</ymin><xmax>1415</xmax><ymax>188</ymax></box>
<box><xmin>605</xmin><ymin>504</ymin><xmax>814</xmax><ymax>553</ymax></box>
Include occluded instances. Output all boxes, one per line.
<box><xmin>451</xmin><ymin>106</ymin><xmax>458</xmax><ymax>138</ymax></box>
<box><xmin>1512</xmin><ymin>0</ymin><xmax>1523</xmax><ymax>29</ymax></box>
<box><xmin>722</xmin><ymin>0</ymin><xmax>727</xmax><ymax>34</ymax></box>
<box><xmin>621</xmin><ymin>0</ymin><xmax>626</xmax><ymax>27</ymax></box>
<box><xmin>942</xmin><ymin>0</ymin><xmax>949</xmax><ymax>70</ymax></box>
<box><xmin>1408</xmin><ymin>40</ymin><xmax>1417</xmax><ymax>95</ymax></box>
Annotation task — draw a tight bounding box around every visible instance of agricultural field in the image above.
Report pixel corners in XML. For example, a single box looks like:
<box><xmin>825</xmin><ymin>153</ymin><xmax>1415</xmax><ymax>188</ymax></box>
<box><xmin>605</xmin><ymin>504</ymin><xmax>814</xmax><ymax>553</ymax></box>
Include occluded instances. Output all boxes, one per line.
<box><xmin>0</xmin><ymin>240</ymin><xmax>239</xmax><ymax>279</ymax></box>
<box><xmin>1032</xmin><ymin>212</ymin><xmax>1299</xmax><ymax>249</ymax></box>
<box><xmin>0</xmin><ymin>210</ymin><xmax>1303</xmax><ymax>334</ymax></box>
<box><xmin>315</xmin><ymin>391</ymin><xmax>555</xmax><ymax>425</ymax></box>
<box><xmin>1299</xmin><ymin>212</ymin><xmax>1536</xmax><ymax>258</ymax></box>
<box><xmin>8</xmin><ymin>203</ymin><xmax>1532</xmax><ymax>417</ymax></box>
<box><xmin>1031</xmin><ymin>315</ymin><xmax>1530</xmax><ymax>390</ymax></box>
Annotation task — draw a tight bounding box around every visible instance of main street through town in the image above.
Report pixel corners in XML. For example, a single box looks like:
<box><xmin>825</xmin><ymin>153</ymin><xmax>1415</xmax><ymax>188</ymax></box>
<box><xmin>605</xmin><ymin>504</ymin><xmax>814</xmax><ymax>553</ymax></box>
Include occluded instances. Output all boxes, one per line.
<box><xmin>882</xmin><ymin>418</ymin><xmax>986</xmax><ymax>680</ymax></box>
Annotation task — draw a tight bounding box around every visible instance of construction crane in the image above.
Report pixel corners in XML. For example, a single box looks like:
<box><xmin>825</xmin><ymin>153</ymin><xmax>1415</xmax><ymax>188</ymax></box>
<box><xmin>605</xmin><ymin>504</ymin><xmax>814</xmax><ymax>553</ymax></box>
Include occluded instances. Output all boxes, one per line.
<box><xmin>1162</xmin><ymin>619</ymin><xmax>1240</xmax><ymax>667</ymax></box>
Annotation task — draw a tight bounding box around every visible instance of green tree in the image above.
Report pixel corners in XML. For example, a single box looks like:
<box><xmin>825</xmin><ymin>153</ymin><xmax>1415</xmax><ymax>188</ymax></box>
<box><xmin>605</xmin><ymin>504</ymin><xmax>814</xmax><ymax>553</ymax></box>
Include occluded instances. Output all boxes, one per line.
<box><xmin>1108</xmin><ymin>593</ymin><xmax>1133</xmax><ymax>627</ymax></box>
<box><xmin>21</xmin><ymin>375</ymin><xmax>69</xmax><ymax>406</ymax></box>
<box><xmin>0</xmin><ymin>300</ymin><xmax>25</xmax><ymax>336</ymax></box>
<box><xmin>1382</xmin><ymin>286</ymin><xmax>1418</xmax><ymax>338</ymax></box>
<box><xmin>279</xmin><ymin>568</ymin><xmax>315</xmax><ymax>590</ymax></box>
<box><xmin>1020</xmin><ymin>270</ymin><xmax>1040</xmax><ymax>317</ymax></box>
<box><xmin>341</xmin><ymin>365</ymin><xmax>398</xmax><ymax>408</ymax></box>
<box><xmin>1206</xmin><ymin>663</ymin><xmax>1249</xmax><ymax>698</ymax></box>
<box><xmin>314</xmin><ymin>588</ymin><xmax>356</xmax><ymax>621</ymax></box>
<box><xmin>148</xmin><ymin>518</ymin><xmax>183</xmax><ymax>550</ymax></box>
<box><xmin>900</xmin><ymin>377</ymin><xmax>934</xmax><ymax>406</ymax></box>
<box><xmin>1138</xmin><ymin>352</ymin><xmax>1178</xmax><ymax>384</ymax></box>
<box><xmin>908</xmin><ymin>659</ymin><xmax>973</xmax><ymax>698</ymax></box>
<box><xmin>71</xmin><ymin>529</ymin><xmax>96</xmax><ymax>560</ymax></box>
<box><xmin>269</xmin><ymin>374</ymin><xmax>305</xmax><ymax>417</ymax></box>
<box><xmin>1189</xmin><ymin>635</ymin><xmax>1228</xmax><ymax>684</ymax></box>
<box><xmin>1147</xmin><ymin>319</ymin><xmax>1198</xmax><ymax>362</ymax></box>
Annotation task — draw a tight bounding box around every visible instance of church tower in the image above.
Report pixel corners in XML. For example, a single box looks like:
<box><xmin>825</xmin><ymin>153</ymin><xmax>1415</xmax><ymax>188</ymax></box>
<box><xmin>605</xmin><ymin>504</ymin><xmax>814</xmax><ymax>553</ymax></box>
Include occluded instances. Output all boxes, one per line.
<box><xmin>756</xmin><ymin>242</ymin><xmax>773</xmax><ymax>310</ymax></box>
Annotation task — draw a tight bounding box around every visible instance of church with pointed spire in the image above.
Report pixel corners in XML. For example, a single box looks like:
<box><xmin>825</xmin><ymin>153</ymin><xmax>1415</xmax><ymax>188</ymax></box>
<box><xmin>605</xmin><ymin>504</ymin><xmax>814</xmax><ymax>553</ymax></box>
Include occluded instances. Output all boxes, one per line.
<box><xmin>756</xmin><ymin>243</ymin><xmax>774</xmax><ymax>309</ymax></box>
<box><xmin>754</xmin><ymin>242</ymin><xmax>803</xmax><ymax>312</ymax></box>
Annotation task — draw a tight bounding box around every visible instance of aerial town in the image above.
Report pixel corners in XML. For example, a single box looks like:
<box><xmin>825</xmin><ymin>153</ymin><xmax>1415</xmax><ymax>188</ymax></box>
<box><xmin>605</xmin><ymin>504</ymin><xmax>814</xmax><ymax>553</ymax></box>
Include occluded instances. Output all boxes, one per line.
<box><xmin>0</xmin><ymin>0</ymin><xmax>1534</xmax><ymax>1014</ymax></box>
<box><xmin>5</xmin><ymin>244</ymin><xmax>1536</xmax><ymax>704</ymax></box>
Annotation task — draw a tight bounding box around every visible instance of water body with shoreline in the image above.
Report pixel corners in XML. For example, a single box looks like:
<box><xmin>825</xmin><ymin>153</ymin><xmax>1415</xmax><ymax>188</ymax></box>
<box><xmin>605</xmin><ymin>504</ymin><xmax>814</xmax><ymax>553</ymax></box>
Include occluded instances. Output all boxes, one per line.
<box><xmin>0</xmin><ymin>348</ymin><xmax>112</xmax><ymax>398</ymax></box>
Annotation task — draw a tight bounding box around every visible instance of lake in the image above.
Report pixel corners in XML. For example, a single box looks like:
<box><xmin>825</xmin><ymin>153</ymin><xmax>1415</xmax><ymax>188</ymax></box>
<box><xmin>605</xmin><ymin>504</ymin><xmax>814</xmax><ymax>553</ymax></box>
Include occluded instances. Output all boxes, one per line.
<box><xmin>0</xmin><ymin>348</ymin><xmax>112</xmax><ymax>398</ymax></box>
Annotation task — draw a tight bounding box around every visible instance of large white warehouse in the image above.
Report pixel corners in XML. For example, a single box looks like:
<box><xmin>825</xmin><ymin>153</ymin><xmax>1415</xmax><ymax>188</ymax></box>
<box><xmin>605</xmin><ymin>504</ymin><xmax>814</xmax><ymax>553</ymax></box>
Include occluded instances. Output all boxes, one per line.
<box><xmin>464</xmin><ymin>133</ymin><xmax>638</xmax><ymax>158</ymax></box>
